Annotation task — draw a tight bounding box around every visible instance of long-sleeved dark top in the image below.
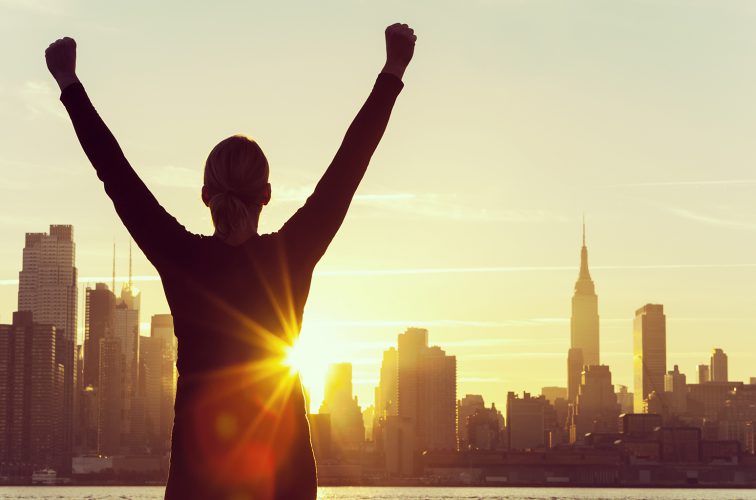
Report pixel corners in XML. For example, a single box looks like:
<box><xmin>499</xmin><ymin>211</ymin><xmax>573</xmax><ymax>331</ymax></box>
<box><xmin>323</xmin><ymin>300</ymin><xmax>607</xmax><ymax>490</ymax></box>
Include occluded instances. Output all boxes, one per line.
<box><xmin>61</xmin><ymin>73</ymin><xmax>403</xmax><ymax>500</ymax></box>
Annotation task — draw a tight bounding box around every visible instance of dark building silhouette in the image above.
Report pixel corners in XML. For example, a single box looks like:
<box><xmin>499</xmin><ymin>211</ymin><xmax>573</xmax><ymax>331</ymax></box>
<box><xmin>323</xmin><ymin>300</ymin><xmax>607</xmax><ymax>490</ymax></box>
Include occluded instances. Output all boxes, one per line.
<box><xmin>711</xmin><ymin>348</ymin><xmax>728</xmax><ymax>383</ymax></box>
<box><xmin>139</xmin><ymin>314</ymin><xmax>176</xmax><ymax>455</ymax></box>
<box><xmin>567</xmin><ymin>347</ymin><xmax>584</xmax><ymax>404</ymax></box>
<box><xmin>397</xmin><ymin>328</ymin><xmax>456</xmax><ymax>452</ymax></box>
<box><xmin>83</xmin><ymin>283</ymin><xmax>115</xmax><ymax>389</ymax></box>
<box><xmin>507</xmin><ymin>392</ymin><xmax>548</xmax><ymax>450</ymax></box>
<box><xmin>114</xmin><ymin>284</ymin><xmax>140</xmax><ymax>451</ymax></box>
<box><xmin>718</xmin><ymin>384</ymin><xmax>756</xmax><ymax>453</ymax></box>
<box><xmin>0</xmin><ymin>312</ymin><xmax>65</xmax><ymax>474</ymax></box>
<box><xmin>615</xmin><ymin>384</ymin><xmax>634</xmax><ymax>414</ymax></box>
<box><xmin>687</xmin><ymin>382</ymin><xmax>745</xmax><ymax>421</ymax></box>
<box><xmin>541</xmin><ymin>386</ymin><xmax>567</xmax><ymax>405</ymax></box>
<box><xmin>466</xmin><ymin>403</ymin><xmax>504</xmax><ymax>451</ymax></box>
<box><xmin>457</xmin><ymin>394</ymin><xmax>485</xmax><ymax>450</ymax></box>
<box><xmin>570</xmin><ymin>365</ymin><xmax>620</xmax><ymax>443</ymax></box>
<box><xmin>633</xmin><ymin>304</ymin><xmax>666</xmax><ymax>412</ymax></box>
<box><xmin>664</xmin><ymin>364</ymin><xmax>687</xmax><ymax>416</ymax></box>
<box><xmin>698</xmin><ymin>364</ymin><xmax>710</xmax><ymax>384</ymax></box>
<box><xmin>80</xmin><ymin>283</ymin><xmax>116</xmax><ymax>454</ymax></box>
<box><xmin>17</xmin><ymin>226</ymin><xmax>77</xmax><ymax>472</ymax></box>
<box><xmin>97</xmin><ymin>336</ymin><xmax>123</xmax><ymax>456</ymax></box>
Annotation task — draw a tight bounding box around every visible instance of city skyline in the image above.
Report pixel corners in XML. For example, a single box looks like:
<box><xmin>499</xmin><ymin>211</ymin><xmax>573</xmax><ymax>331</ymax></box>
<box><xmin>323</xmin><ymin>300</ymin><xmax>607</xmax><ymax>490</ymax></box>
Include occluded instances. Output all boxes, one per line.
<box><xmin>5</xmin><ymin>0</ymin><xmax>756</xmax><ymax>415</ymax></box>
<box><xmin>2</xmin><ymin>223</ymin><xmax>754</xmax><ymax>417</ymax></box>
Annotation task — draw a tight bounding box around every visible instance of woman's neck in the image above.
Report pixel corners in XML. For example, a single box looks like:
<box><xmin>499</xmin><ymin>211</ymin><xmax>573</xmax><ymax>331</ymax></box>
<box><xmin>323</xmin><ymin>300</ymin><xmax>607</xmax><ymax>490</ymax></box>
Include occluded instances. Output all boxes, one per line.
<box><xmin>215</xmin><ymin>216</ymin><xmax>260</xmax><ymax>246</ymax></box>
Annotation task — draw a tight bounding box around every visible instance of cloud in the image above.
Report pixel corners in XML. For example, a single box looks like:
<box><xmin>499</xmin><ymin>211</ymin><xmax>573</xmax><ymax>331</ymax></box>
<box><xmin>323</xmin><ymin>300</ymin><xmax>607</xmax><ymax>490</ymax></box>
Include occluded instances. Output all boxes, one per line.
<box><xmin>147</xmin><ymin>176</ymin><xmax>564</xmax><ymax>224</ymax></box>
<box><xmin>607</xmin><ymin>179</ymin><xmax>756</xmax><ymax>188</ymax></box>
<box><xmin>308</xmin><ymin>318</ymin><xmax>569</xmax><ymax>329</ymax></box>
<box><xmin>0</xmin><ymin>177</ymin><xmax>28</xmax><ymax>191</ymax></box>
<box><xmin>143</xmin><ymin>165</ymin><xmax>201</xmax><ymax>189</ymax></box>
<box><xmin>316</xmin><ymin>263</ymin><xmax>756</xmax><ymax>277</ymax></box>
<box><xmin>666</xmin><ymin>206</ymin><xmax>756</xmax><ymax>231</ymax></box>
<box><xmin>0</xmin><ymin>214</ymin><xmax>49</xmax><ymax>229</ymax></box>
<box><xmin>360</xmin><ymin>193</ymin><xmax>566</xmax><ymax>223</ymax></box>
<box><xmin>17</xmin><ymin>81</ymin><xmax>66</xmax><ymax>120</ymax></box>
<box><xmin>276</xmin><ymin>186</ymin><xmax>565</xmax><ymax>223</ymax></box>
<box><xmin>0</xmin><ymin>0</ymin><xmax>65</xmax><ymax>15</ymax></box>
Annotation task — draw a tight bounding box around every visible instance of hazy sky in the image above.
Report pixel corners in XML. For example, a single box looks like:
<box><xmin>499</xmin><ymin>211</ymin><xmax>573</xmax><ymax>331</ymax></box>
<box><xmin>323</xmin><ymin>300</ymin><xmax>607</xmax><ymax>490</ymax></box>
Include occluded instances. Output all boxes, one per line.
<box><xmin>3</xmin><ymin>0</ymin><xmax>756</xmax><ymax>411</ymax></box>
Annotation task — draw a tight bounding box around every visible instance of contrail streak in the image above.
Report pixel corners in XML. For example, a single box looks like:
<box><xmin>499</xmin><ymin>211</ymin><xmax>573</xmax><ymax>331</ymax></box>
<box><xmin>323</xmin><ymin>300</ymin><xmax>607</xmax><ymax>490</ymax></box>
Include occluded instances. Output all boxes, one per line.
<box><xmin>606</xmin><ymin>179</ymin><xmax>756</xmax><ymax>188</ymax></box>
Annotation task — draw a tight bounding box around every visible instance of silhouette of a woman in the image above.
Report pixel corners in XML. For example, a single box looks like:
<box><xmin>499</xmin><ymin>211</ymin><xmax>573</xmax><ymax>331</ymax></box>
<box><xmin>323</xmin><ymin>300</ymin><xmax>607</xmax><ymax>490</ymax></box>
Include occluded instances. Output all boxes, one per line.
<box><xmin>46</xmin><ymin>23</ymin><xmax>416</xmax><ymax>500</ymax></box>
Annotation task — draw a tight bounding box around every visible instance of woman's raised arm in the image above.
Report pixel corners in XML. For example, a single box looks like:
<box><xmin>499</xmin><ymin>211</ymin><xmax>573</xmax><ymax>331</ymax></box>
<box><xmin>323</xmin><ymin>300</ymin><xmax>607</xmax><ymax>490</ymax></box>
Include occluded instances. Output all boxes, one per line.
<box><xmin>46</xmin><ymin>37</ymin><xmax>193</xmax><ymax>269</ymax></box>
<box><xmin>279</xmin><ymin>23</ymin><xmax>416</xmax><ymax>266</ymax></box>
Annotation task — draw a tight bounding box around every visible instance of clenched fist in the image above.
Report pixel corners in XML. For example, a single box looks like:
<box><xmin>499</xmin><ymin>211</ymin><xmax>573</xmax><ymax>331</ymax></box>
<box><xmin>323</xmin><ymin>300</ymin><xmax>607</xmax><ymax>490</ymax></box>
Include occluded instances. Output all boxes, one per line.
<box><xmin>383</xmin><ymin>23</ymin><xmax>416</xmax><ymax>80</ymax></box>
<box><xmin>45</xmin><ymin>37</ymin><xmax>79</xmax><ymax>91</ymax></box>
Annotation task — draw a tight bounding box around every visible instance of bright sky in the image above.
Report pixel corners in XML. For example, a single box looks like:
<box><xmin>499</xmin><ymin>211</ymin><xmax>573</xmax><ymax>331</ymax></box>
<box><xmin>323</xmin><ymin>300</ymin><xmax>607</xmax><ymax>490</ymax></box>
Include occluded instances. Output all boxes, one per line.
<box><xmin>2</xmin><ymin>0</ymin><xmax>756</xmax><ymax>412</ymax></box>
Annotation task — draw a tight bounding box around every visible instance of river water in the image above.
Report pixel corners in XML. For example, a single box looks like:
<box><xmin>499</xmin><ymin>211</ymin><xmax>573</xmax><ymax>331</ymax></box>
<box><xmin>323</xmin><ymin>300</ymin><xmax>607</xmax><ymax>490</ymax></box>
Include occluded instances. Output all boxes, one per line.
<box><xmin>1</xmin><ymin>486</ymin><xmax>756</xmax><ymax>499</ymax></box>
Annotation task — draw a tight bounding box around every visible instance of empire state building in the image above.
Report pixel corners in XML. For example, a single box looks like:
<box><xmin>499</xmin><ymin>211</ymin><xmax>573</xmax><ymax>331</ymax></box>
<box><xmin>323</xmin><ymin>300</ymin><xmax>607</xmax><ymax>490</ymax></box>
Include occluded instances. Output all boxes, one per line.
<box><xmin>568</xmin><ymin>223</ymin><xmax>600</xmax><ymax>401</ymax></box>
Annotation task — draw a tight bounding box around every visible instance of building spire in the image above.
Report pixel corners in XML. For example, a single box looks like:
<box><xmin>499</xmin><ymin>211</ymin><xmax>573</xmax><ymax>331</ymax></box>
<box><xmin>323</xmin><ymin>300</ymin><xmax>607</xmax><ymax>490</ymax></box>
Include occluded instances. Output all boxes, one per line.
<box><xmin>582</xmin><ymin>213</ymin><xmax>586</xmax><ymax>247</ymax></box>
<box><xmin>578</xmin><ymin>217</ymin><xmax>591</xmax><ymax>281</ymax></box>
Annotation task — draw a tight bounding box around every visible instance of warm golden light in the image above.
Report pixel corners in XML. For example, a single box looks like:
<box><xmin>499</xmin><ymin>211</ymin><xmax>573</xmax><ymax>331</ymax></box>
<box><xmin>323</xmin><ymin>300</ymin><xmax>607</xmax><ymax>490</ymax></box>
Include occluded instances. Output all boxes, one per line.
<box><xmin>283</xmin><ymin>342</ymin><xmax>305</xmax><ymax>376</ymax></box>
<box><xmin>281</xmin><ymin>326</ymin><xmax>347</xmax><ymax>412</ymax></box>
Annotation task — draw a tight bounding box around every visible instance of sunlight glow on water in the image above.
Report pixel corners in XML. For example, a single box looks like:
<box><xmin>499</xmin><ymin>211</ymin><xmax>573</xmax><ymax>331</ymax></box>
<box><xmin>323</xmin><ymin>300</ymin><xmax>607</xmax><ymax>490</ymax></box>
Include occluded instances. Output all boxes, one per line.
<box><xmin>1</xmin><ymin>487</ymin><xmax>756</xmax><ymax>500</ymax></box>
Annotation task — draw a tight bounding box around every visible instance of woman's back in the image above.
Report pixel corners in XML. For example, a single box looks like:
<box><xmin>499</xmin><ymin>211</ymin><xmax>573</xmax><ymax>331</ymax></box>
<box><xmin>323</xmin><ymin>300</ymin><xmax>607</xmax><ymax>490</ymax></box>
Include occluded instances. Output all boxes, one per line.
<box><xmin>164</xmin><ymin>233</ymin><xmax>318</xmax><ymax>499</ymax></box>
<box><xmin>167</xmin><ymin>233</ymin><xmax>312</xmax><ymax>376</ymax></box>
<box><xmin>47</xmin><ymin>22</ymin><xmax>415</xmax><ymax>500</ymax></box>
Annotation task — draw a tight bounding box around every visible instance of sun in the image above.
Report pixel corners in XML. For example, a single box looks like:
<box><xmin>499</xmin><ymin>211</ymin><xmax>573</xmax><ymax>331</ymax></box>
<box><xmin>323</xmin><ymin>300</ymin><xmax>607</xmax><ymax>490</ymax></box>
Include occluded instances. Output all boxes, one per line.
<box><xmin>281</xmin><ymin>327</ymin><xmax>337</xmax><ymax>412</ymax></box>
<box><xmin>282</xmin><ymin>341</ymin><xmax>307</xmax><ymax>376</ymax></box>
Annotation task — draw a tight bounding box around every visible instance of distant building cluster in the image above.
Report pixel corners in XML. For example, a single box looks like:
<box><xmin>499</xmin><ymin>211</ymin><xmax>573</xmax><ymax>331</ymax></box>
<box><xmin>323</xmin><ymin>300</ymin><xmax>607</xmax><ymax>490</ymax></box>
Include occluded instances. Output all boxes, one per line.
<box><xmin>0</xmin><ymin>226</ymin><xmax>175</xmax><ymax>483</ymax></box>
<box><xmin>1</xmin><ymin>223</ymin><xmax>756</xmax><ymax>487</ymax></box>
<box><xmin>306</xmin><ymin>224</ymin><xmax>756</xmax><ymax>486</ymax></box>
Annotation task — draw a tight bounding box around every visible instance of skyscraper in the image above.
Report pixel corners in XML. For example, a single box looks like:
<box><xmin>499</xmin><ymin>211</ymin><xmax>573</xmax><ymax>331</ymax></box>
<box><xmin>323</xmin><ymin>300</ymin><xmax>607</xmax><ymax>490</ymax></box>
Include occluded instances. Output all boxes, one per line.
<box><xmin>418</xmin><ymin>345</ymin><xmax>457</xmax><ymax>450</ymax></box>
<box><xmin>114</xmin><ymin>285</ymin><xmax>140</xmax><ymax>445</ymax></box>
<box><xmin>397</xmin><ymin>328</ymin><xmax>457</xmax><ymax>451</ymax></box>
<box><xmin>664</xmin><ymin>364</ymin><xmax>687</xmax><ymax>415</ymax></box>
<box><xmin>17</xmin><ymin>225</ymin><xmax>77</xmax><ymax>472</ymax></box>
<box><xmin>507</xmin><ymin>392</ymin><xmax>547</xmax><ymax>450</ymax></box>
<box><xmin>0</xmin><ymin>312</ymin><xmax>65</xmax><ymax>473</ymax></box>
<box><xmin>567</xmin><ymin>347</ymin><xmax>584</xmax><ymax>404</ymax></box>
<box><xmin>633</xmin><ymin>304</ymin><xmax>667</xmax><ymax>413</ymax></box>
<box><xmin>17</xmin><ymin>226</ymin><xmax>77</xmax><ymax>346</ymax></box>
<box><xmin>457</xmin><ymin>394</ymin><xmax>485</xmax><ymax>449</ymax></box>
<box><xmin>98</xmin><ymin>336</ymin><xmax>123</xmax><ymax>456</ymax></box>
<box><xmin>615</xmin><ymin>384</ymin><xmax>634</xmax><ymax>414</ymax></box>
<box><xmin>570</xmin><ymin>365</ymin><xmax>620</xmax><ymax>443</ymax></box>
<box><xmin>711</xmin><ymin>348</ymin><xmax>728</xmax><ymax>382</ymax></box>
<box><xmin>139</xmin><ymin>314</ymin><xmax>176</xmax><ymax>455</ymax></box>
<box><xmin>569</xmin><ymin>222</ymin><xmax>599</xmax><ymax>402</ymax></box>
<box><xmin>319</xmin><ymin>363</ymin><xmax>365</xmax><ymax>451</ymax></box>
<box><xmin>149</xmin><ymin>314</ymin><xmax>177</xmax><ymax>449</ymax></box>
<box><xmin>698</xmin><ymin>364</ymin><xmax>710</xmax><ymax>384</ymax></box>
<box><xmin>83</xmin><ymin>283</ymin><xmax>115</xmax><ymax>389</ymax></box>
<box><xmin>397</xmin><ymin>327</ymin><xmax>427</xmax><ymax>433</ymax></box>
<box><xmin>375</xmin><ymin>347</ymin><xmax>398</xmax><ymax>420</ymax></box>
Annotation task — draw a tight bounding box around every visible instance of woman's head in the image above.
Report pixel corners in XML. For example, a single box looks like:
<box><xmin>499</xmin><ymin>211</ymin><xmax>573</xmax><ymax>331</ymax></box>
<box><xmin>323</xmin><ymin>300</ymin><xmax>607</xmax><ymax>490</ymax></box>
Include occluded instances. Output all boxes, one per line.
<box><xmin>202</xmin><ymin>135</ymin><xmax>271</xmax><ymax>240</ymax></box>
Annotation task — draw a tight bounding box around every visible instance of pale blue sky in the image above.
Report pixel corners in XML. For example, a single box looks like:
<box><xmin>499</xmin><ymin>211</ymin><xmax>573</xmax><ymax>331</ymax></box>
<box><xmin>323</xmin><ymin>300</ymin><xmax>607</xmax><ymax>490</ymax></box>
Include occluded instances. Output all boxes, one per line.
<box><xmin>2</xmin><ymin>0</ymin><xmax>756</xmax><ymax>410</ymax></box>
